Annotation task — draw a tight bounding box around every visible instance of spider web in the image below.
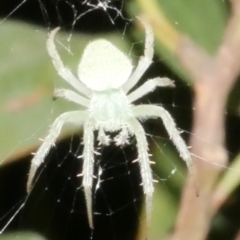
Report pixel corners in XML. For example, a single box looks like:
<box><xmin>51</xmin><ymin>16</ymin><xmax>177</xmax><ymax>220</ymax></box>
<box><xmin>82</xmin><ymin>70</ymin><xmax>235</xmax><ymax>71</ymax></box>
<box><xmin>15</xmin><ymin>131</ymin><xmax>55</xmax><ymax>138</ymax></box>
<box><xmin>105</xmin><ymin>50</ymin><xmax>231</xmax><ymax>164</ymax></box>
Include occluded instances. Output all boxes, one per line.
<box><xmin>0</xmin><ymin>1</ymin><xmax>240</xmax><ymax>240</ymax></box>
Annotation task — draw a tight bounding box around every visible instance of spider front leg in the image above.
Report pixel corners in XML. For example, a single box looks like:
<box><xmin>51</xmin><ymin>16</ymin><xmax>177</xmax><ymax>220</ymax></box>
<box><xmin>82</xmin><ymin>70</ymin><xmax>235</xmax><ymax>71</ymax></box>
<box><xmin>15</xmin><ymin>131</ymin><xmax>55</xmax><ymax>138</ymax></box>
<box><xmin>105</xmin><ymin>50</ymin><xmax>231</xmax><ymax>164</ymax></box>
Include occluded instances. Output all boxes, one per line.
<box><xmin>127</xmin><ymin>118</ymin><xmax>154</xmax><ymax>227</ymax></box>
<box><xmin>123</xmin><ymin>17</ymin><xmax>154</xmax><ymax>94</ymax></box>
<box><xmin>127</xmin><ymin>77</ymin><xmax>175</xmax><ymax>103</ymax></box>
<box><xmin>27</xmin><ymin>111</ymin><xmax>88</xmax><ymax>192</ymax></box>
<box><xmin>47</xmin><ymin>28</ymin><xmax>92</xmax><ymax>96</ymax></box>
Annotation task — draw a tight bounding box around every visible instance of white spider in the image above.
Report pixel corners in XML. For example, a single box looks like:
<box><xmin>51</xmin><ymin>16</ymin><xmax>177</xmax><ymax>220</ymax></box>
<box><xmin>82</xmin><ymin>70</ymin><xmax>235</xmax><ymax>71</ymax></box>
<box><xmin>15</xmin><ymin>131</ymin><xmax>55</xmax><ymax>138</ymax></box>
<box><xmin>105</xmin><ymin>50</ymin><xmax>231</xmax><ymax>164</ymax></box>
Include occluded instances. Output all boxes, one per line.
<box><xmin>27</xmin><ymin>17</ymin><xmax>194</xmax><ymax>229</ymax></box>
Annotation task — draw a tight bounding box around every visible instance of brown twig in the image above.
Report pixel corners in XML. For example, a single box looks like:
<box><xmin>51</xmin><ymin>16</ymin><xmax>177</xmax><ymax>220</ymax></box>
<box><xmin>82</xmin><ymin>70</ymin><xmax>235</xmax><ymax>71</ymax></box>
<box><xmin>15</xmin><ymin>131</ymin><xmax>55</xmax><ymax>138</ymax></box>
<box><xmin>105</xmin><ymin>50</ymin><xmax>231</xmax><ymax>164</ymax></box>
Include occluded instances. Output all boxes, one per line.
<box><xmin>170</xmin><ymin>1</ymin><xmax>240</xmax><ymax>239</ymax></box>
<box><xmin>234</xmin><ymin>229</ymin><xmax>240</xmax><ymax>240</ymax></box>
<box><xmin>137</xmin><ymin>0</ymin><xmax>240</xmax><ymax>238</ymax></box>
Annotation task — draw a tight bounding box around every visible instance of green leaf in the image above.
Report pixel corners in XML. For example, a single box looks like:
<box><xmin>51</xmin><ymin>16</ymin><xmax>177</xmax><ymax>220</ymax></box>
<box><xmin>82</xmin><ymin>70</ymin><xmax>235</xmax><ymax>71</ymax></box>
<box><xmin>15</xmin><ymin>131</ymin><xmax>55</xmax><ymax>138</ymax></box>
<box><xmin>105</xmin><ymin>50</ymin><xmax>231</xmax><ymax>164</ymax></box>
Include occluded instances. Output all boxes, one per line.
<box><xmin>128</xmin><ymin>0</ymin><xmax>228</xmax><ymax>81</ymax></box>
<box><xmin>0</xmin><ymin>20</ymin><xmax>131</xmax><ymax>166</ymax></box>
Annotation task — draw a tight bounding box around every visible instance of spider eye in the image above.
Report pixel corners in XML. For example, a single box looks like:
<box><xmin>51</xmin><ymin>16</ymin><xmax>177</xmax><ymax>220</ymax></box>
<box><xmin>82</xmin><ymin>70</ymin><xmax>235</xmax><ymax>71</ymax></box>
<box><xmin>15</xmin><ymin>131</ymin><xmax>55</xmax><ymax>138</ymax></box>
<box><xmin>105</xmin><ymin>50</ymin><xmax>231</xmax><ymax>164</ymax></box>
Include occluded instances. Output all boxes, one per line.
<box><xmin>78</xmin><ymin>39</ymin><xmax>133</xmax><ymax>91</ymax></box>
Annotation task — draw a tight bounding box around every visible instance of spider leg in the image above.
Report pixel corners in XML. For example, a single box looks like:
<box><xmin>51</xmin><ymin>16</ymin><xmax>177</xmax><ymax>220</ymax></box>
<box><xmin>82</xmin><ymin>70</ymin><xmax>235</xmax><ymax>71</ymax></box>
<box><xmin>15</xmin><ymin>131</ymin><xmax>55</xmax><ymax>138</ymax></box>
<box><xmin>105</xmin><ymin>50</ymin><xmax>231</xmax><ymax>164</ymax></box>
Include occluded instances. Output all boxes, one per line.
<box><xmin>123</xmin><ymin>17</ymin><xmax>154</xmax><ymax>94</ymax></box>
<box><xmin>132</xmin><ymin>105</ymin><xmax>197</xmax><ymax>181</ymax></box>
<box><xmin>81</xmin><ymin>120</ymin><xmax>95</xmax><ymax>228</ymax></box>
<box><xmin>127</xmin><ymin>118</ymin><xmax>154</xmax><ymax>227</ymax></box>
<box><xmin>127</xmin><ymin>77</ymin><xmax>175</xmax><ymax>103</ymax></box>
<box><xmin>27</xmin><ymin>111</ymin><xmax>88</xmax><ymax>192</ymax></box>
<box><xmin>47</xmin><ymin>28</ymin><xmax>92</xmax><ymax>97</ymax></box>
<box><xmin>53</xmin><ymin>88</ymin><xmax>90</xmax><ymax>107</ymax></box>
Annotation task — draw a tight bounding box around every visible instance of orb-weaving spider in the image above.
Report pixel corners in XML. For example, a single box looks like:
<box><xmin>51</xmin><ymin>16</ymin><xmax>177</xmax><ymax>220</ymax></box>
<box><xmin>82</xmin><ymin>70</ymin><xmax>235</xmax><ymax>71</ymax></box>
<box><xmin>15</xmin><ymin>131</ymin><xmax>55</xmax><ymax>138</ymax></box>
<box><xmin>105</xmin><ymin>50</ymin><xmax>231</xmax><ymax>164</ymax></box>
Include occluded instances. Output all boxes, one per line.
<box><xmin>27</xmin><ymin>17</ymin><xmax>194</xmax><ymax>229</ymax></box>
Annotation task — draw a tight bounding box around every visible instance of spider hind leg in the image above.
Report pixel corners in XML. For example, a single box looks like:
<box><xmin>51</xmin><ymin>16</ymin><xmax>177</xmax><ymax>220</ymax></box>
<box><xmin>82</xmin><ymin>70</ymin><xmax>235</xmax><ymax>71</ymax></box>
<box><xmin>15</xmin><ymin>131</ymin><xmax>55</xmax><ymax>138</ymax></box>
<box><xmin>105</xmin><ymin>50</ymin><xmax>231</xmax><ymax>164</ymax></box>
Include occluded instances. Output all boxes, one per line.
<box><xmin>27</xmin><ymin>111</ymin><xmax>87</xmax><ymax>192</ymax></box>
<box><xmin>127</xmin><ymin>118</ymin><xmax>154</xmax><ymax>227</ymax></box>
<box><xmin>82</xmin><ymin>121</ymin><xmax>95</xmax><ymax>228</ymax></box>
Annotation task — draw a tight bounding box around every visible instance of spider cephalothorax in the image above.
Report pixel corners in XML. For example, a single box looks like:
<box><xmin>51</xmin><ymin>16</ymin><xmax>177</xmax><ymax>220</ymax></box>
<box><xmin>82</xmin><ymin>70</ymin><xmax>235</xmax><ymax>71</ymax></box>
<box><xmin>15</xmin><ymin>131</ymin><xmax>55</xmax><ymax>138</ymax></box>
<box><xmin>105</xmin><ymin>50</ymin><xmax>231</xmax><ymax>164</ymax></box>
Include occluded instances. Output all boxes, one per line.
<box><xmin>27</xmin><ymin>17</ymin><xmax>195</xmax><ymax>229</ymax></box>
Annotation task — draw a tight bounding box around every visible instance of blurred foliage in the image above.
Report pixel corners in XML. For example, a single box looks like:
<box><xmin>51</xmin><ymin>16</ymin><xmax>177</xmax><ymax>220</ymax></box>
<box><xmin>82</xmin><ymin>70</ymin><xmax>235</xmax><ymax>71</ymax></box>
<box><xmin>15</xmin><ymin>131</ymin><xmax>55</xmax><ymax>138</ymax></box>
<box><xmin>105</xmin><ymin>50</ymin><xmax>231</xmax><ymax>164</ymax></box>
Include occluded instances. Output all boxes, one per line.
<box><xmin>0</xmin><ymin>0</ymin><xmax>240</xmax><ymax>240</ymax></box>
<box><xmin>0</xmin><ymin>232</ymin><xmax>47</xmax><ymax>240</ymax></box>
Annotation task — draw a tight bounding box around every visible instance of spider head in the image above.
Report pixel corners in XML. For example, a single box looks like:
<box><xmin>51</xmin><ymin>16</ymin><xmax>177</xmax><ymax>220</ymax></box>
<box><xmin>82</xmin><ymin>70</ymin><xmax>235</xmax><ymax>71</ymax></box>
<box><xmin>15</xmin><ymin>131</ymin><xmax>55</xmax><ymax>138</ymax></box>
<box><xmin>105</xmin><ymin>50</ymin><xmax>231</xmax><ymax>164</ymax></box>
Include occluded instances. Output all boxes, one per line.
<box><xmin>89</xmin><ymin>88</ymin><xmax>132</xmax><ymax>131</ymax></box>
<box><xmin>78</xmin><ymin>39</ymin><xmax>133</xmax><ymax>92</ymax></box>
